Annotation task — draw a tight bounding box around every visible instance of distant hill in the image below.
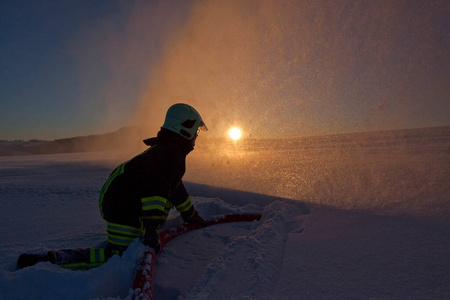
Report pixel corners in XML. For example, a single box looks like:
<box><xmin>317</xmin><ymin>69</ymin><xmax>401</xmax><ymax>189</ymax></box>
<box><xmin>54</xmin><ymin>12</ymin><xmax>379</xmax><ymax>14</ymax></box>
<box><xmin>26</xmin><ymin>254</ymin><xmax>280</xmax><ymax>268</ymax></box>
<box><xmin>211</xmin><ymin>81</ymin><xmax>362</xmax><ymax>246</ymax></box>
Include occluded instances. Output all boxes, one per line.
<box><xmin>1</xmin><ymin>125</ymin><xmax>449</xmax><ymax>157</ymax></box>
<box><xmin>0</xmin><ymin>126</ymin><xmax>149</xmax><ymax>156</ymax></box>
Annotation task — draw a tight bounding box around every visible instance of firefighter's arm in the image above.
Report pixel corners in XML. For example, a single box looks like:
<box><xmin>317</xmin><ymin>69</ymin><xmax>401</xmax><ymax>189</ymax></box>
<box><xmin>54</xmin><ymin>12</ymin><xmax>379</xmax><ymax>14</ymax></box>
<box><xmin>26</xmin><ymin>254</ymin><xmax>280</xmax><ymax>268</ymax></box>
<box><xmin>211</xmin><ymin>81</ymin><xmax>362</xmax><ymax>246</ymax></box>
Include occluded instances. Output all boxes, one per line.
<box><xmin>140</xmin><ymin>191</ymin><xmax>169</xmax><ymax>253</ymax></box>
<box><xmin>171</xmin><ymin>181</ymin><xmax>207</xmax><ymax>226</ymax></box>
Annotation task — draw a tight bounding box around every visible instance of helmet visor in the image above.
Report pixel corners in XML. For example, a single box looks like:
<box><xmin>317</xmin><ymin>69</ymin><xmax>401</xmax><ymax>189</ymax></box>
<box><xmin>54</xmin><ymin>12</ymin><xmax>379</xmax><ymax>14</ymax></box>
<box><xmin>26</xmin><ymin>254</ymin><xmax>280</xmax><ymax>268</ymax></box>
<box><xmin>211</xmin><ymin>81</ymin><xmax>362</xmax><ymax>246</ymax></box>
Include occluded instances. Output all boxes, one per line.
<box><xmin>198</xmin><ymin>119</ymin><xmax>208</xmax><ymax>131</ymax></box>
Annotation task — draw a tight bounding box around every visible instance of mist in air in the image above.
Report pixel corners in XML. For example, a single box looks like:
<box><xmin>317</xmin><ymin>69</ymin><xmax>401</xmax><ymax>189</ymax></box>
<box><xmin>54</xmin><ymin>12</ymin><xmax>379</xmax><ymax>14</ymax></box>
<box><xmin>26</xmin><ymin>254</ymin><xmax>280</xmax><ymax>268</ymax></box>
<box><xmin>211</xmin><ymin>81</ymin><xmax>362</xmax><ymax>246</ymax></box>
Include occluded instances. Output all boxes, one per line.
<box><xmin>74</xmin><ymin>0</ymin><xmax>449</xmax><ymax>219</ymax></box>
<box><xmin>127</xmin><ymin>0</ymin><xmax>449</xmax><ymax>138</ymax></box>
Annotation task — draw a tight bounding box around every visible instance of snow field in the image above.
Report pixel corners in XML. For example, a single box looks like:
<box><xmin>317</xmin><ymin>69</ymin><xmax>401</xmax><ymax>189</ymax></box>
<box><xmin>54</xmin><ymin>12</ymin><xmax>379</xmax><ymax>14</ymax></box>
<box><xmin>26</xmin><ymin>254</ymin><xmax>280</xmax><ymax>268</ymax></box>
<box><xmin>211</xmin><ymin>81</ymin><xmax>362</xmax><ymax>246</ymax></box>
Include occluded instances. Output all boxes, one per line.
<box><xmin>0</xmin><ymin>149</ymin><xmax>449</xmax><ymax>299</ymax></box>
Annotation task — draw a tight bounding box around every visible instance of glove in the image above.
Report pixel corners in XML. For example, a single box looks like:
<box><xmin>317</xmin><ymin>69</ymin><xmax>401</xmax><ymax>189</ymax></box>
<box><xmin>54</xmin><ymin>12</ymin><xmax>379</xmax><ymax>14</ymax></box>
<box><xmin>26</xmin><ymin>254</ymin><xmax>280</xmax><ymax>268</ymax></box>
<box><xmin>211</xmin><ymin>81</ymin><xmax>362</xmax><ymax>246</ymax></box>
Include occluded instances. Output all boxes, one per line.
<box><xmin>186</xmin><ymin>213</ymin><xmax>208</xmax><ymax>227</ymax></box>
<box><xmin>143</xmin><ymin>227</ymin><xmax>160</xmax><ymax>254</ymax></box>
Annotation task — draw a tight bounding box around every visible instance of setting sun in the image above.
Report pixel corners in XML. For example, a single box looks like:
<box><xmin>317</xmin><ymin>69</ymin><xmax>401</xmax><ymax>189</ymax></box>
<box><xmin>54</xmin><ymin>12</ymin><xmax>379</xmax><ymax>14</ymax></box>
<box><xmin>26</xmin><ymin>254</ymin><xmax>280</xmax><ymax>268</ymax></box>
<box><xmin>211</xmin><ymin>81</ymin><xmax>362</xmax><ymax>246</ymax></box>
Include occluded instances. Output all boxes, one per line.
<box><xmin>228</xmin><ymin>127</ymin><xmax>242</xmax><ymax>141</ymax></box>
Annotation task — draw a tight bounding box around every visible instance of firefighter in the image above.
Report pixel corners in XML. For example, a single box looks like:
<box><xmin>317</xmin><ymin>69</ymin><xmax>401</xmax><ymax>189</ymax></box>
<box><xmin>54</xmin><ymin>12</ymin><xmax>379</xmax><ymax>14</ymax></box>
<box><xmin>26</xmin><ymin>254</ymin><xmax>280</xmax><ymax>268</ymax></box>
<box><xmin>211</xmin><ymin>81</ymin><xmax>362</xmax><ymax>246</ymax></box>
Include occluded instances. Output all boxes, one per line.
<box><xmin>17</xmin><ymin>103</ymin><xmax>208</xmax><ymax>269</ymax></box>
<box><xmin>99</xmin><ymin>103</ymin><xmax>208</xmax><ymax>254</ymax></box>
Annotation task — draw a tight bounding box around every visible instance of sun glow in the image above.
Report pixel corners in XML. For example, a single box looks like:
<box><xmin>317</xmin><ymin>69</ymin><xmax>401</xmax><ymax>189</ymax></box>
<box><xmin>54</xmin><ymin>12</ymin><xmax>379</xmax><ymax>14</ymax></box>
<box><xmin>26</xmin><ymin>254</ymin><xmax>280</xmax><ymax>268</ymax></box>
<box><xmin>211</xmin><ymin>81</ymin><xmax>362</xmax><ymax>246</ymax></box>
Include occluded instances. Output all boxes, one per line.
<box><xmin>228</xmin><ymin>127</ymin><xmax>242</xmax><ymax>141</ymax></box>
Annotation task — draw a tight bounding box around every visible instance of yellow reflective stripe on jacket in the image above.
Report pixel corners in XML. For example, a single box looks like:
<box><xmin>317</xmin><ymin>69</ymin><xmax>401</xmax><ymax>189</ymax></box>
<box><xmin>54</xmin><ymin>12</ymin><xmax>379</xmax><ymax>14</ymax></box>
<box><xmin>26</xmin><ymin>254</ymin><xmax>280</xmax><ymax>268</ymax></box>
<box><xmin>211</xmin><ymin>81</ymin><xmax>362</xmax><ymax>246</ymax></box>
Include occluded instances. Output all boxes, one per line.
<box><xmin>108</xmin><ymin>233</ymin><xmax>138</xmax><ymax>246</ymax></box>
<box><xmin>98</xmin><ymin>163</ymin><xmax>126</xmax><ymax>218</ymax></box>
<box><xmin>175</xmin><ymin>196</ymin><xmax>193</xmax><ymax>213</ymax></box>
<box><xmin>142</xmin><ymin>215</ymin><xmax>168</xmax><ymax>221</ymax></box>
<box><xmin>98</xmin><ymin>145</ymin><xmax>156</xmax><ymax>218</ymax></box>
<box><xmin>107</xmin><ymin>222</ymin><xmax>143</xmax><ymax>237</ymax></box>
<box><xmin>141</xmin><ymin>196</ymin><xmax>168</xmax><ymax>212</ymax></box>
<box><xmin>106</xmin><ymin>222</ymin><xmax>143</xmax><ymax>247</ymax></box>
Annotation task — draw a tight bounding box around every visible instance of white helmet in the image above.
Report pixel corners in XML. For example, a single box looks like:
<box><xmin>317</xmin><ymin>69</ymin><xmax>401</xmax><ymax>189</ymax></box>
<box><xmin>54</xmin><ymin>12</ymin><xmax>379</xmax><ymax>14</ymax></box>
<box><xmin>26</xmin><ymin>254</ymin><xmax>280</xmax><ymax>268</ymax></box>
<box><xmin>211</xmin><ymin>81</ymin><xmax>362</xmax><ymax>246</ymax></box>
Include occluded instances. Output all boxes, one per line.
<box><xmin>161</xmin><ymin>103</ymin><xmax>208</xmax><ymax>140</ymax></box>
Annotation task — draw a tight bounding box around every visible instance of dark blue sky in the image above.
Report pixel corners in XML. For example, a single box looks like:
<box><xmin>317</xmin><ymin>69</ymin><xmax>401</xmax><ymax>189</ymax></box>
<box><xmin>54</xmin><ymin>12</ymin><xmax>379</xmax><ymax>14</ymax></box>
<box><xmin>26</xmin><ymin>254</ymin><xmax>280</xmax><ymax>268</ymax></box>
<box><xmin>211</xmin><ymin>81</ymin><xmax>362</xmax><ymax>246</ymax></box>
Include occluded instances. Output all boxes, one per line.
<box><xmin>1</xmin><ymin>0</ymin><xmax>449</xmax><ymax>140</ymax></box>
<box><xmin>0</xmin><ymin>1</ymin><xmax>137</xmax><ymax>140</ymax></box>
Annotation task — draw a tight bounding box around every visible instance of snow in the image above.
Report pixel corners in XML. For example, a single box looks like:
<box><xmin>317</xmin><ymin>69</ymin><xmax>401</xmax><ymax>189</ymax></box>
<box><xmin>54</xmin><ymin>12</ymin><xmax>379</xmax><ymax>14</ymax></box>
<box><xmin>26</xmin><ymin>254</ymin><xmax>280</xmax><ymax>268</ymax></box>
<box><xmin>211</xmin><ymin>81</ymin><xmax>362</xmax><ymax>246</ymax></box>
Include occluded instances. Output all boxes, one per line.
<box><xmin>0</xmin><ymin>140</ymin><xmax>449</xmax><ymax>299</ymax></box>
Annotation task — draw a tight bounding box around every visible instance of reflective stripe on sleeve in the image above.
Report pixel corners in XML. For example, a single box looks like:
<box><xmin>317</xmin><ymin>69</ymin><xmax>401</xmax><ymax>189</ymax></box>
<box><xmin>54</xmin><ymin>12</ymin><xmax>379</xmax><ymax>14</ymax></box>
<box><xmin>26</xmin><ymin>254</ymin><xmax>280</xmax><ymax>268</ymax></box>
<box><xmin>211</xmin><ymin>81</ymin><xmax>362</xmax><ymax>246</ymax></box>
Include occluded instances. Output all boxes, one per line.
<box><xmin>175</xmin><ymin>196</ymin><xmax>193</xmax><ymax>213</ymax></box>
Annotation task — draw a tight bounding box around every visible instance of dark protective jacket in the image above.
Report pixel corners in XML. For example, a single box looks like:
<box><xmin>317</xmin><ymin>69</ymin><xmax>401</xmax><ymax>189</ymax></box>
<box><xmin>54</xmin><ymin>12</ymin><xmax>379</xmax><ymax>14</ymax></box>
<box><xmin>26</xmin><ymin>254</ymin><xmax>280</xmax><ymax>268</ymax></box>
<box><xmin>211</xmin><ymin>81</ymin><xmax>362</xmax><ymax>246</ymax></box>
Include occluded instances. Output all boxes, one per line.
<box><xmin>99</xmin><ymin>129</ymin><xmax>198</xmax><ymax>231</ymax></box>
<box><xmin>19</xmin><ymin>130</ymin><xmax>200</xmax><ymax>271</ymax></box>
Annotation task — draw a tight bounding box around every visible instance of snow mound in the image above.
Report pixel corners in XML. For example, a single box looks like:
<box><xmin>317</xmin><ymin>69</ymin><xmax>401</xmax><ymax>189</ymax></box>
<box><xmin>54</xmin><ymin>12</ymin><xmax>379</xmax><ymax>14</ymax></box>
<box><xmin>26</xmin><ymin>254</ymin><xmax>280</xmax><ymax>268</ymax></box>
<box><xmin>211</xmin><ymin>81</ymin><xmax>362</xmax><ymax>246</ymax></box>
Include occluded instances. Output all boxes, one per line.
<box><xmin>151</xmin><ymin>199</ymin><xmax>307</xmax><ymax>300</ymax></box>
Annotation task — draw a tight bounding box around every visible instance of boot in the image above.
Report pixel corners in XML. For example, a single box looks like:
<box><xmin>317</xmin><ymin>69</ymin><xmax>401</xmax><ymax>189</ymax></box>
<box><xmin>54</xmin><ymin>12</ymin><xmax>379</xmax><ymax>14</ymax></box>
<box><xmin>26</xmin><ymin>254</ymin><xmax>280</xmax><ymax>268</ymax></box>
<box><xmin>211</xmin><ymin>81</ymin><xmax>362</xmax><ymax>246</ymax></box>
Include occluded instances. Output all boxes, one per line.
<box><xmin>17</xmin><ymin>252</ymin><xmax>53</xmax><ymax>269</ymax></box>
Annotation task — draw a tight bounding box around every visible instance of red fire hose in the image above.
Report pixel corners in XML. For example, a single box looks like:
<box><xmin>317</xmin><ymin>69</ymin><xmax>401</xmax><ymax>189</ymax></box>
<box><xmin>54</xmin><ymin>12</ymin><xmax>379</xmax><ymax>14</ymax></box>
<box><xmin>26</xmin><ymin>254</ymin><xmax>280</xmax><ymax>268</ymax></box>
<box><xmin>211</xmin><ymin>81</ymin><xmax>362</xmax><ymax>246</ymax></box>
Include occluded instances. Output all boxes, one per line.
<box><xmin>129</xmin><ymin>213</ymin><xmax>262</xmax><ymax>300</ymax></box>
